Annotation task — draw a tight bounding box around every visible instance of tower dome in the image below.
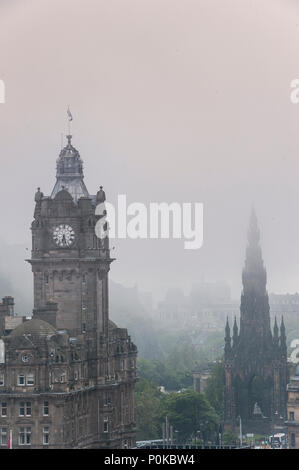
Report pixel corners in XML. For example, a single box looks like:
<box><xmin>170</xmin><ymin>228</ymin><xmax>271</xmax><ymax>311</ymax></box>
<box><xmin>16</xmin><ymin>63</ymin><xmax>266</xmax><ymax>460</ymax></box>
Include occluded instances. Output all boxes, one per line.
<box><xmin>51</xmin><ymin>135</ymin><xmax>89</xmax><ymax>203</ymax></box>
<box><xmin>9</xmin><ymin>318</ymin><xmax>57</xmax><ymax>339</ymax></box>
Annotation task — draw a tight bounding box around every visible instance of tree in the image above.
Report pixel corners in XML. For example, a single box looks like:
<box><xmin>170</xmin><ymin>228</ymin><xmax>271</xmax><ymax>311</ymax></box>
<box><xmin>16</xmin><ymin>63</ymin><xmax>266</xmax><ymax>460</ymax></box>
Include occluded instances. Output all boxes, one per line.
<box><xmin>204</xmin><ymin>361</ymin><xmax>225</xmax><ymax>417</ymax></box>
<box><xmin>161</xmin><ymin>390</ymin><xmax>219</xmax><ymax>443</ymax></box>
<box><xmin>222</xmin><ymin>430</ymin><xmax>237</xmax><ymax>446</ymax></box>
<box><xmin>135</xmin><ymin>378</ymin><xmax>164</xmax><ymax>440</ymax></box>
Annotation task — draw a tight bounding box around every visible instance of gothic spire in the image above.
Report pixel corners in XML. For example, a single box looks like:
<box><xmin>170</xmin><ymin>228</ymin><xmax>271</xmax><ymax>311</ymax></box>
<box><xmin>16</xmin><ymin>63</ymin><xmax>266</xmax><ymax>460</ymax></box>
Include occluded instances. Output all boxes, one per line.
<box><xmin>233</xmin><ymin>316</ymin><xmax>238</xmax><ymax>347</ymax></box>
<box><xmin>239</xmin><ymin>209</ymin><xmax>271</xmax><ymax>348</ymax></box>
<box><xmin>273</xmin><ymin>316</ymin><xmax>279</xmax><ymax>347</ymax></box>
<box><xmin>224</xmin><ymin>317</ymin><xmax>232</xmax><ymax>359</ymax></box>
<box><xmin>242</xmin><ymin>208</ymin><xmax>266</xmax><ymax>294</ymax></box>
<box><xmin>280</xmin><ymin>316</ymin><xmax>287</xmax><ymax>356</ymax></box>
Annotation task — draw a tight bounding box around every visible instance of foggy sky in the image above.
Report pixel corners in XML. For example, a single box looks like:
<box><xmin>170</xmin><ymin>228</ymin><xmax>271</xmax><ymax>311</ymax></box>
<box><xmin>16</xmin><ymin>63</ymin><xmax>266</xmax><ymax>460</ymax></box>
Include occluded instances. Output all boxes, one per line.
<box><xmin>1</xmin><ymin>0</ymin><xmax>299</xmax><ymax>306</ymax></box>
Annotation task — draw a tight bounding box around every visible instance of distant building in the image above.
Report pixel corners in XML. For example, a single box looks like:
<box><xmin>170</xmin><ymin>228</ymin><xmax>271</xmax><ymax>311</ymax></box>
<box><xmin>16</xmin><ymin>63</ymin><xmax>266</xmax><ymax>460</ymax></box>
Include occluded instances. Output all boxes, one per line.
<box><xmin>192</xmin><ymin>364</ymin><xmax>212</xmax><ymax>393</ymax></box>
<box><xmin>157</xmin><ymin>283</ymin><xmax>239</xmax><ymax>332</ymax></box>
<box><xmin>0</xmin><ymin>135</ymin><xmax>137</xmax><ymax>448</ymax></box>
<box><xmin>224</xmin><ymin>210</ymin><xmax>288</xmax><ymax>435</ymax></box>
<box><xmin>269</xmin><ymin>293</ymin><xmax>299</xmax><ymax>325</ymax></box>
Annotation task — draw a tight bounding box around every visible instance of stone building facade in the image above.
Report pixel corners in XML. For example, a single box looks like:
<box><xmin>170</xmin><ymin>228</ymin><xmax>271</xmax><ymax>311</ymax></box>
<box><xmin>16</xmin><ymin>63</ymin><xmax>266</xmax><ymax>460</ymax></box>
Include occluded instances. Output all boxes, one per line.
<box><xmin>223</xmin><ymin>210</ymin><xmax>287</xmax><ymax>434</ymax></box>
<box><xmin>0</xmin><ymin>135</ymin><xmax>137</xmax><ymax>448</ymax></box>
<box><xmin>286</xmin><ymin>365</ymin><xmax>299</xmax><ymax>448</ymax></box>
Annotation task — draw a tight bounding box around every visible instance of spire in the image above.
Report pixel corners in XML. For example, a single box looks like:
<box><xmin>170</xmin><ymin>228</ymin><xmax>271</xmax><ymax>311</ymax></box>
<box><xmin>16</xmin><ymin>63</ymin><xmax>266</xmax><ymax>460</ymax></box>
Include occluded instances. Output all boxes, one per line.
<box><xmin>242</xmin><ymin>208</ymin><xmax>267</xmax><ymax>296</ymax></box>
<box><xmin>273</xmin><ymin>317</ymin><xmax>279</xmax><ymax>347</ymax></box>
<box><xmin>224</xmin><ymin>317</ymin><xmax>232</xmax><ymax>359</ymax></box>
<box><xmin>248</xmin><ymin>206</ymin><xmax>260</xmax><ymax>246</ymax></box>
<box><xmin>280</xmin><ymin>316</ymin><xmax>287</xmax><ymax>355</ymax></box>
<box><xmin>243</xmin><ymin>208</ymin><xmax>266</xmax><ymax>292</ymax></box>
<box><xmin>51</xmin><ymin>135</ymin><xmax>89</xmax><ymax>203</ymax></box>
<box><xmin>233</xmin><ymin>316</ymin><xmax>238</xmax><ymax>347</ymax></box>
<box><xmin>239</xmin><ymin>208</ymin><xmax>271</xmax><ymax>350</ymax></box>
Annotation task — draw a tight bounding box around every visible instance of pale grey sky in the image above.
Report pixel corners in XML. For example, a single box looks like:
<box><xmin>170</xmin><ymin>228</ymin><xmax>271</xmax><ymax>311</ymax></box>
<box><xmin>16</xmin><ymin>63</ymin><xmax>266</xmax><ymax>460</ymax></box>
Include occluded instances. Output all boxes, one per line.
<box><xmin>0</xmin><ymin>0</ymin><xmax>299</xmax><ymax>304</ymax></box>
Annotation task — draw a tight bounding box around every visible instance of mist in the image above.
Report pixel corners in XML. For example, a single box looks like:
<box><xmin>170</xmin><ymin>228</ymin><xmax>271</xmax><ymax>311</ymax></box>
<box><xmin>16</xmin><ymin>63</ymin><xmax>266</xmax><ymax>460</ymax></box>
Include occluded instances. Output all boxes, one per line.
<box><xmin>1</xmin><ymin>0</ymin><xmax>299</xmax><ymax>304</ymax></box>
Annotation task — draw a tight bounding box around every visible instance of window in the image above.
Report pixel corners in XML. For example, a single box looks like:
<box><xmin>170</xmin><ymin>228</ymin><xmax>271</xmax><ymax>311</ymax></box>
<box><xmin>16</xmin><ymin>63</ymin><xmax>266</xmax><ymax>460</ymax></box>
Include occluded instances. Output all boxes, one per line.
<box><xmin>0</xmin><ymin>373</ymin><xmax>4</xmax><ymax>386</ymax></box>
<box><xmin>44</xmin><ymin>273</ymin><xmax>49</xmax><ymax>284</ymax></box>
<box><xmin>82</xmin><ymin>323</ymin><xmax>86</xmax><ymax>334</ymax></box>
<box><xmin>19</xmin><ymin>402</ymin><xmax>24</xmax><ymax>417</ymax></box>
<box><xmin>60</xmin><ymin>373</ymin><xmax>66</xmax><ymax>383</ymax></box>
<box><xmin>26</xmin><ymin>374</ymin><xmax>34</xmax><ymax>386</ymax></box>
<box><xmin>104</xmin><ymin>392</ymin><xmax>111</xmax><ymax>406</ymax></box>
<box><xmin>43</xmin><ymin>426</ymin><xmax>49</xmax><ymax>445</ymax></box>
<box><xmin>1</xmin><ymin>402</ymin><xmax>7</xmax><ymax>417</ymax></box>
<box><xmin>0</xmin><ymin>340</ymin><xmax>5</xmax><ymax>364</ymax></box>
<box><xmin>18</xmin><ymin>374</ymin><xmax>25</xmax><ymax>386</ymax></box>
<box><xmin>291</xmin><ymin>433</ymin><xmax>296</xmax><ymax>448</ymax></box>
<box><xmin>0</xmin><ymin>427</ymin><xmax>7</xmax><ymax>446</ymax></box>
<box><xmin>19</xmin><ymin>427</ymin><xmax>31</xmax><ymax>445</ymax></box>
<box><xmin>43</xmin><ymin>401</ymin><xmax>49</xmax><ymax>416</ymax></box>
<box><xmin>25</xmin><ymin>402</ymin><xmax>31</xmax><ymax>416</ymax></box>
<box><xmin>103</xmin><ymin>417</ymin><xmax>108</xmax><ymax>433</ymax></box>
<box><xmin>290</xmin><ymin>411</ymin><xmax>295</xmax><ymax>421</ymax></box>
<box><xmin>19</xmin><ymin>402</ymin><xmax>31</xmax><ymax>417</ymax></box>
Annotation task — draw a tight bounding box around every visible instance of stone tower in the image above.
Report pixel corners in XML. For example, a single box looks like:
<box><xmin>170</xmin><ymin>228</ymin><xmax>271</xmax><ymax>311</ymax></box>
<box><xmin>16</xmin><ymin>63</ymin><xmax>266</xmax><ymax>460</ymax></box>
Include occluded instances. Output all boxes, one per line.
<box><xmin>0</xmin><ymin>135</ymin><xmax>137</xmax><ymax>448</ymax></box>
<box><xmin>28</xmin><ymin>136</ymin><xmax>110</xmax><ymax>343</ymax></box>
<box><xmin>224</xmin><ymin>209</ymin><xmax>287</xmax><ymax>434</ymax></box>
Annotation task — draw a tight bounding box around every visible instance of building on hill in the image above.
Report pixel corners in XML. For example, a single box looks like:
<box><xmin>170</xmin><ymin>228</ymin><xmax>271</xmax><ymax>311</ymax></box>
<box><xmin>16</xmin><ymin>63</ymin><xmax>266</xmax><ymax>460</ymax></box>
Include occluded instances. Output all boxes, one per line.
<box><xmin>223</xmin><ymin>209</ymin><xmax>287</xmax><ymax>435</ymax></box>
<box><xmin>0</xmin><ymin>134</ymin><xmax>137</xmax><ymax>448</ymax></box>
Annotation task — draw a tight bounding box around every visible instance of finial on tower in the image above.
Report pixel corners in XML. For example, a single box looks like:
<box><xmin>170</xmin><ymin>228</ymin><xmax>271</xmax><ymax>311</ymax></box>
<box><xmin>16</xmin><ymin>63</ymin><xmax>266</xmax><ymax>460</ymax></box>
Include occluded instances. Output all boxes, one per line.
<box><xmin>96</xmin><ymin>186</ymin><xmax>106</xmax><ymax>204</ymax></box>
<box><xmin>66</xmin><ymin>135</ymin><xmax>72</xmax><ymax>146</ymax></box>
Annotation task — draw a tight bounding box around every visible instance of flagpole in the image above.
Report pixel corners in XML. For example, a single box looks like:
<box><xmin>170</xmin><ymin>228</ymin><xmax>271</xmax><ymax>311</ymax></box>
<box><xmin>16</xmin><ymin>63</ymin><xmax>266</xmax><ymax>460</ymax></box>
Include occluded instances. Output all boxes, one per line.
<box><xmin>67</xmin><ymin>105</ymin><xmax>72</xmax><ymax>136</ymax></box>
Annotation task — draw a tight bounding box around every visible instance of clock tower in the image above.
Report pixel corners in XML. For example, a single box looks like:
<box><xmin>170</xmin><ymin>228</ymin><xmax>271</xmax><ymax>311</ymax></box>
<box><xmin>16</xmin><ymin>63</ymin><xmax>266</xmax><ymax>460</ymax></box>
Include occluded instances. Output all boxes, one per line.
<box><xmin>28</xmin><ymin>135</ymin><xmax>111</xmax><ymax>345</ymax></box>
<box><xmin>1</xmin><ymin>133</ymin><xmax>137</xmax><ymax>449</ymax></box>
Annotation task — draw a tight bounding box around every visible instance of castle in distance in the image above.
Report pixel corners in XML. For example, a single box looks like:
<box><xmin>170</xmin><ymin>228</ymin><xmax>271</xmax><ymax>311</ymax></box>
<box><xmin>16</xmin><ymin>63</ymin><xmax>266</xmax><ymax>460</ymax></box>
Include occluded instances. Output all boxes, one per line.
<box><xmin>0</xmin><ymin>134</ymin><xmax>137</xmax><ymax>448</ymax></box>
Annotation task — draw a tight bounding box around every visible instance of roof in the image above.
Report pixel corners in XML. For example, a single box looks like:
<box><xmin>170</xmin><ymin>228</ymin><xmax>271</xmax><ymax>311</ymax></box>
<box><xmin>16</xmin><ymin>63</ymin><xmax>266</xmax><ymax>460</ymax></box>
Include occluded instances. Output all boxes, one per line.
<box><xmin>51</xmin><ymin>135</ymin><xmax>89</xmax><ymax>203</ymax></box>
<box><xmin>8</xmin><ymin>318</ymin><xmax>57</xmax><ymax>339</ymax></box>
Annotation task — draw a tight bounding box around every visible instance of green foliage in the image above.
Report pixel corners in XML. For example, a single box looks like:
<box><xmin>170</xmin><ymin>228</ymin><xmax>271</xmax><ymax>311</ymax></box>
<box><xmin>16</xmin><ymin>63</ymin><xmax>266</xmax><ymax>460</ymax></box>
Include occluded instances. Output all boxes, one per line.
<box><xmin>222</xmin><ymin>430</ymin><xmax>237</xmax><ymax>446</ymax></box>
<box><xmin>137</xmin><ymin>342</ymin><xmax>211</xmax><ymax>391</ymax></box>
<box><xmin>135</xmin><ymin>332</ymin><xmax>226</xmax><ymax>442</ymax></box>
<box><xmin>135</xmin><ymin>378</ymin><xmax>164</xmax><ymax>440</ymax></box>
<box><xmin>161</xmin><ymin>390</ymin><xmax>219</xmax><ymax>442</ymax></box>
<box><xmin>204</xmin><ymin>361</ymin><xmax>225</xmax><ymax>417</ymax></box>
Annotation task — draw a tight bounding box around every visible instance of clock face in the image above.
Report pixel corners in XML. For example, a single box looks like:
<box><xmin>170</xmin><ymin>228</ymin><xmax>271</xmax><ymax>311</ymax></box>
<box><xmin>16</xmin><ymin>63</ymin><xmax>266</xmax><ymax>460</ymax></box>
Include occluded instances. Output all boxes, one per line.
<box><xmin>53</xmin><ymin>224</ymin><xmax>75</xmax><ymax>247</ymax></box>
